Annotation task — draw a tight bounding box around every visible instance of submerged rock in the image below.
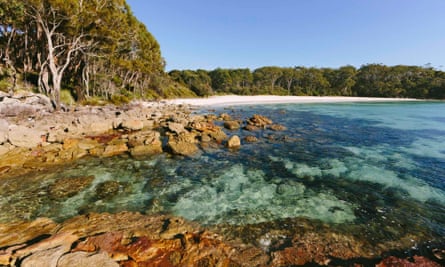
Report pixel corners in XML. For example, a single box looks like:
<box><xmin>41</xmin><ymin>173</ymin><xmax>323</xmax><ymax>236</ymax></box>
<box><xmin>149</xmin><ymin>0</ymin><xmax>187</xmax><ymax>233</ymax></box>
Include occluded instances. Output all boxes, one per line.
<box><xmin>223</xmin><ymin>120</ymin><xmax>241</xmax><ymax>130</ymax></box>
<box><xmin>47</xmin><ymin>175</ymin><xmax>95</xmax><ymax>200</ymax></box>
<box><xmin>95</xmin><ymin>181</ymin><xmax>121</xmax><ymax>200</ymax></box>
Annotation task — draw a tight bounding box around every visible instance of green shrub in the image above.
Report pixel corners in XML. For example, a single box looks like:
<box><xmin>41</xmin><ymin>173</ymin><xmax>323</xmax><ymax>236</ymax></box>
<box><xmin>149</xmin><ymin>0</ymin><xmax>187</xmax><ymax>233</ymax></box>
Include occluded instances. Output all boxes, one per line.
<box><xmin>60</xmin><ymin>89</ymin><xmax>75</xmax><ymax>106</ymax></box>
<box><xmin>0</xmin><ymin>79</ymin><xmax>11</xmax><ymax>93</ymax></box>
<box><xmin>110</xmin><ymin>94</ymin><xmax>131</xmax><ymax>105</ymax></box>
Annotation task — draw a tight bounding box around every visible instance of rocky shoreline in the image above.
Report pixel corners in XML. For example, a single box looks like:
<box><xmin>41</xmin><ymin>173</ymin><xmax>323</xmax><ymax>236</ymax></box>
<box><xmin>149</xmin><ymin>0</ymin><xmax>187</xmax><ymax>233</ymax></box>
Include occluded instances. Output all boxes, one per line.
<box><xmin>1</xmin><ymin>93</ymin><xmax>444</xmax><ymax>266</ymax></box>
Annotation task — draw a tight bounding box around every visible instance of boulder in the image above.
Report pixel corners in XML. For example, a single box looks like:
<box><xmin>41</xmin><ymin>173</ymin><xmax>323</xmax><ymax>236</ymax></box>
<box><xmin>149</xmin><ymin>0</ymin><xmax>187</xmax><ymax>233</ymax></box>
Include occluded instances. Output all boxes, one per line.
<box><xmin>102</xmin><ymin>142</ymin><xmax>128</xmax><ymax>157</ymax></box>
<box><xmin>47</xmin><ymin>175</ymin><xmax>95</xmax><ymax>200</ymax></box>
<box><xmin>95</xmin><ymin>181</ymin><xmax>121</xmax><ymax>200</ymax></box>
<box><xmin>0</xmin><ymin>119</ymin><xmax>8</xmax><ymax>144</ymax></box>
<box><xmin>227</xmin><ymin>135</ymin><xmax>241</xmax><ymax>148</ymax></box>
<box><xmin>130</xmin><ymin>145</ymin><xmax>163</xmax><ymax>157</ymax></box>
<box><xmin>208</xmin><ymin>130</ymin><xmax>228</xmax><ymax>143</ymax></box>
<box><xmin>247</xmin><ymin>114</ymin><xmax>273</xmax><ymax>127</ymax></box>
<box><xmin>121</xmin><ymin>119</ymin><xmax>144</xmax><ymax>131</ymax></box>
<box><xmin>223</xmin><ymin>120</ymin><xmax>241</xmax><ymax>130</ymax></box>
<box><xmin>58</xmin><ymin>252</ymin><xmax>119</xmax><ymax>267</ymax></box>
<box><xmin>244</xmin><ymin>135</ymin><xmax>259</xmax><ymax>143</ymax></box>
<box><xmin>269</xmin><ymin>124</ymin><xmax>287</xmax><ymax>131</ymax></box>
<box><xmin>167</xmin><ymin>122</ymin><xmax>187</xmax><ymax>134</ymax></box>
<box><xmin>8</xmin><ymin>125</ymin><xmax>45</xmax><ymax>148</ymax></box>
<box><xmin>167</xmin><ymin>135</ymin><xmax>199</xmax><ymax>157</ymax></box>
<box><xmin>244</xmin><ymin>124</ymin><xmax>260</xmax><ymax>131</ymax></box>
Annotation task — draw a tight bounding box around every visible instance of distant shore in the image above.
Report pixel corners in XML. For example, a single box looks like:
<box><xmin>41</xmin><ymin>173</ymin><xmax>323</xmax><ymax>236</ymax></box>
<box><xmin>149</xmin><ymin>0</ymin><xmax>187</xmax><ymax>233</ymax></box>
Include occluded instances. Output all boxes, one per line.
<box><xmin>166</xmin><ymin>95</ymin><xmax>420</xmax><ymax>107</ymax></box>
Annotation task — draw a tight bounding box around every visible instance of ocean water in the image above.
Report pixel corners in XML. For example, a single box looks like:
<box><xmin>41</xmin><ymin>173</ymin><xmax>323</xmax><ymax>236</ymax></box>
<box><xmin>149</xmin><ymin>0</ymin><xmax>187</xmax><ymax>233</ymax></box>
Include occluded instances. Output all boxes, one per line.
<box><xmin>1</xmin><ymin>101</ymin><xmax>444</xmax><ymax>253</ymax></box>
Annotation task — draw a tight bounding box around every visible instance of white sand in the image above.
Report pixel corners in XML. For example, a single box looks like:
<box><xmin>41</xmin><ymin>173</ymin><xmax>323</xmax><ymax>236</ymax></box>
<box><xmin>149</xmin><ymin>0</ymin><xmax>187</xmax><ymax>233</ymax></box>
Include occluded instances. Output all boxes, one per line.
<box><xmin>166</xmin><ymin>95</ymin><xmax>418</xmax><ymax>107</ymax></box>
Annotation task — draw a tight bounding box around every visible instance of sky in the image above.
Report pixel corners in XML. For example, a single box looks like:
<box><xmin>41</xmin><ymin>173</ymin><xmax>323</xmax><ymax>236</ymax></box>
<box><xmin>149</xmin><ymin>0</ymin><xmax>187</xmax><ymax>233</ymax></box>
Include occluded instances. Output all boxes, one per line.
<box><xmin>126</xmin><ymin>0</ymin><xmax>445</xmax><ymax>71</ymax></box>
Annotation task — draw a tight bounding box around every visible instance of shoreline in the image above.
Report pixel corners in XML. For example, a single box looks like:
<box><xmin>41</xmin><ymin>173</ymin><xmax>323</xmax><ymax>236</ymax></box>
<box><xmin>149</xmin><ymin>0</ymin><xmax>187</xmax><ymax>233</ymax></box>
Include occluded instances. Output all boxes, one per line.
<box><xmin>165</xmin><ymin>95</ymin><xmax>421</xmax><ymax>107</ymax></box>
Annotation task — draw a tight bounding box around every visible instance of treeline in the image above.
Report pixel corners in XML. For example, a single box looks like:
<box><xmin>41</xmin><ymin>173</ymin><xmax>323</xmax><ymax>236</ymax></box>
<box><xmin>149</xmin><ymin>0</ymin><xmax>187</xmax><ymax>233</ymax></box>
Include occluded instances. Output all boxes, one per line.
<box><xmin>0</xmin><ymin>0</ymin><xmax>194</xmax><ymax>109</ymax></box>
<box><xmin>169</xmin><ymin>65</ymin><xmax>445</xmax><ymax>99</ymax></box>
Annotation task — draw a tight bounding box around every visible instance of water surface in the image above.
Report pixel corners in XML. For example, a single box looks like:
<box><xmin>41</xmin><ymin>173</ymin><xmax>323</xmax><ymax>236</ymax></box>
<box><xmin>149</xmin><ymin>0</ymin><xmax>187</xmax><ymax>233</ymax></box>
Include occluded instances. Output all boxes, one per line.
<box><xmin>1</xmin><ymin>101</ymin><xmax>444</xmax><ymax>253</ymax></box>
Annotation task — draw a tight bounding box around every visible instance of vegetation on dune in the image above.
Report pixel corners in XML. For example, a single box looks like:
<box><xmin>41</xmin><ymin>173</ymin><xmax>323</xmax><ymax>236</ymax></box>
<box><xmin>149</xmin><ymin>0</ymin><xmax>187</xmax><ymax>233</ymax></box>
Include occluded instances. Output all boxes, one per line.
<box><xmin>1</xmin><ymin>0</ymin><xmax>444</xmax><ymax>107</ymax></box>
<box><xmin>169</xmin><ymin>65</ymin><xmax>445</xmax><ymax>99</ymax></box>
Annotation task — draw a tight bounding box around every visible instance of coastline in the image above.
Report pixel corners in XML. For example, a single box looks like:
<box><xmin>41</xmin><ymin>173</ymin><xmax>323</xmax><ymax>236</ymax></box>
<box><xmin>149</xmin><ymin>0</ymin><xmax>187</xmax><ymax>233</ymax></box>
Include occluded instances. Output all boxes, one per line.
<box><xmin>166</xmin><ymin>95</ymin><xmax>420</xmax><ymax>107</ymax></box>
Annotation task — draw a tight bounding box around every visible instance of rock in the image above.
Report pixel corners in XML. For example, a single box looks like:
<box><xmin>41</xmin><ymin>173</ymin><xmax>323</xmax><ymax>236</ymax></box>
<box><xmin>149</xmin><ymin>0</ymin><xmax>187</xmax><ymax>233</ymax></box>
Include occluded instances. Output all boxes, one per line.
<box><xmin>102</xmin><ymin>142</ymin><xmax>128</xmax><ymax>157</ymax></box>
<box><xmin>77</xmin><ymin>138</ymin><xmax>100</xmax><ymax>150</ymax></box>
<box><xmin>121</xmin><ymin>119</ymin><xmax>144</xmax><ymax>131</ymax></box>
<box><xmin>8</xmin><ymin>125</ymin><xmax>45</xmax><ymax>148</ymax></box>
<box><xmin>269</xmin><ymin>124</ymin><xmax>287</xmax><ymax>131</ymax></box>
<box><xmin>247</xmin><ymin>114</ymin><xmax>273</xmax><ymax>127</ymax></box>
<box><xmin>190</xmin><ymin>121</ymin><xmax>219</xmax><ymax>132</ymax></box>
<box><xmin>243</xmin><ymin>124</ymin><xmax>260</xmax><ymax>131</ymax></box>
<box><xmin>219</xmin><ymin>113</ymin><xmax>232</xmax><ymax>121</ymax></box>
<box><xmin>0</xmin><ymin>218</ymin><xmax>56</xmax><ymax>248</ymax></box>
<box><xmin>376</xmin><ymin>255</ymin><xmax>441</xmax><ymax>267</ymax></box>
<box><xmin>47</xmin><ymin>175</ymin><xmax>95</xmax><ymax>200</ymax></box>
<box><xmin>224</xmin><ymin>120</ymin><xmax>241</xmax><ymax>130</ymax></box>
<box><xmin>167</xmin><ymin>134</ymin><xmax>199</xmax><ymax>157</ymax></box>
<box><xmin>167</xmin><ymin>122</ymin><xmax>186</xmax><ymax>134</ymax></box>
<box><xmin>15</xmin><ymin>232</ymin><xmax>79</xmax><ymax>266</ymax></box>
<box><xmin>208</xmin><ymin>129</ymin><xmax>228</xmax><ymax>143</ymax></box>
<box><xmin>87</xmin><ymin>120</ymin><xmax>113</xmax><ymax>134</ymax></box>
<box><xmin>20</xmin><ymin>246</ymin><xmax>67</xmax><ymax>267</ymax></box>
<box><xmin>62</xmin><ymin>138</ymin><xmax>79</xmax><ymax>150</ymax></box>
<box><xmin>227</xmin><ymin>135</ymin><xmax>241</xmax><ymax>148</ymax></box>
<box><xmin>130</xmin><ymin>145</ymin><xmax>163</xmax><ymax>157</ymax></box>
<box><xmin>0</xmin><ymin>119</ymin><xmax>8</xmax><ymax>144</ymax></box>
<box><xmin>95</xmin><ymin>181</ymin><xmax>121</xmax><ymax>200</ymax></box>
<box><xmin>58</xmin><ymin>252</ymin><xmax>119</xmax><ymax>267</ymax></box>
<box><xmin>244</xmin><ymin>135</ymin><xmax>259</xmax><ymax>143</ymax></box>
<box><xmin>0</xmin><ymin>145</ymin><xmax>10</xmax><ymax>156</ymax></box>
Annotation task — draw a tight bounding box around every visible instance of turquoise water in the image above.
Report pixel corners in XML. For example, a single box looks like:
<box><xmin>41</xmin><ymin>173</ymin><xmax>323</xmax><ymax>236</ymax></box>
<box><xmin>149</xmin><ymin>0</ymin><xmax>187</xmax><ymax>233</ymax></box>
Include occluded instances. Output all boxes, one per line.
<box><xmin>1</xmin><ymin>101</ymin><xmax>444</xmax><ymax>252</ymax></box>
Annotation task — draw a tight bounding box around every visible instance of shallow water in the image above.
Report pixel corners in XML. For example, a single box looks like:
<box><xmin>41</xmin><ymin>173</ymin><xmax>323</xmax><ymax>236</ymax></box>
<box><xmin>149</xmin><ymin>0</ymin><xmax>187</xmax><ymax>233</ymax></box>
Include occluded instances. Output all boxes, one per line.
<box><xmin>1</xmin><ymin>101</ymin><xmax>444</xmax><ymax>253</ymax></box>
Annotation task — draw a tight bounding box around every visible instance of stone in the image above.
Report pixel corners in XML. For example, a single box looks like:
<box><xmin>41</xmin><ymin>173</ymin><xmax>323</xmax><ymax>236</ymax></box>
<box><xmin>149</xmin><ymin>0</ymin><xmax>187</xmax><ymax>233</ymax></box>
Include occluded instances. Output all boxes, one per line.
<box><xmin>244</xmin><ymin>135</ymin><xmax>259</xmax><ymax>143</ymax></box>
<box><xmin>269</xmin><ymin>124</ymin><xmax>287</xmax><ymax>131</ymax></box>
<box><xmin>0</xmin><ymin>145</ymin><xmax>10</xmax><ymax>156</ymax></box>
<box><xmin>223</xmin><ymin>120</ymin><xmax>241</xmax><ymax>130</ymax></box>
<box><xmin>58</xmin><ymin>252</ymin><xmax>119</xmax><ymax>267</ymax></box>
<box><xmin>103</xmin><ymin>142</ymin><xmax>128</xmax><ymax>157</ymax></box>
<box><xmin>227</xmin><ymin>135</ymin><xmax>241</xmax><ymax>148</ymax></box>
<box><xmin>87</xmin><ymin>120</ymin><xmax>113</xmax><ymax>134</ymax></box>
<box><xmin>0</xmin><ymin>119</ymin><xmax>8</xmax><ymax>144</ymax></box>
<box><xmin>247</xmin><ymin>114</ymin><xmax>273</xmax><ymax>127</ymax></box>
<box><xmin>20</xmin><ymin>245</ymin><xmax>67</xmax><ymax>267</ymax></box>
<box><xmin>62</xmin><ymin>138</ymin><xmax>79</xmax><ymax>150</ymax></box>
<box><xmin>95</xmin><ymin>181</ymin><xmax>121</xmax><ymax>199</ymax></box>
<box><xmin>168</xmin><ymin>122</ymin><xmax>186</xmax><ymax>134</ymax></box>
<box><xmin>244</xmin><ymin>124</ymin><xmax>260</xmax><ymax>131</ymax></box>
<box><xmin>208</xmin><ymin>130</ymin><xmax>228</xmax><ymax>143</ymax></box>
<box><xmin>0</xmin><ymin>218</ymin><xmax>56</xmax><ymax>248</ymax></box>
<box><xmin>121</xmin><ymin>119</ymin><xmax>144</xmax><ymax>131</ymax></box>
<box><xmin>8</xmin><ymin>125</ymin><xmax>45</xmax><ymax>148</ymax></box>
<box><xmin>167</xmin><ymin>139</ymin><xmax>199</xmax><ymax>157</ymax></box>
<box><xmin>219</xmin><ymin>113</ymin><xmax>232</xmax><ymax>121</ymax></box>
<box><xmin>15</xmin><ymin>232</ymin><xmax>78</xmax><ymax>266</ymax></box>
<box><xmin>47</xmin><ymin>175</ymin><xmax>95</xmax><ymax>200</ymax></box>
<box><xmin>77</xmin><ymin>138</ymin><xmax>100</xmax><ymax>150</ymax></box>
<box><xmin>376</xmin><ymin>255</ymin><xmax>441</xmax><ymax>267</ymax></box>
<box><xmin>130</xmin><ymin>145</ymin><xmax>163</xmax><ymax>157</ymax></box>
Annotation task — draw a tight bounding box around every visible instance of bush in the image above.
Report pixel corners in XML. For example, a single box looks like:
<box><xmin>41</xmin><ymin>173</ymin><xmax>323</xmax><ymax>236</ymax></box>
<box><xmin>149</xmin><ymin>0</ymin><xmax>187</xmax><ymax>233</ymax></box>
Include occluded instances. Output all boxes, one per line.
<box><xmin>60</xmin><ymin>89</ymin><xmax>75</xmax><ymax>106</ymax></box>
<box><xmin>110</xmin><ymin>94</ymin><xmax>131</xmax><ymax>105</ymax></box>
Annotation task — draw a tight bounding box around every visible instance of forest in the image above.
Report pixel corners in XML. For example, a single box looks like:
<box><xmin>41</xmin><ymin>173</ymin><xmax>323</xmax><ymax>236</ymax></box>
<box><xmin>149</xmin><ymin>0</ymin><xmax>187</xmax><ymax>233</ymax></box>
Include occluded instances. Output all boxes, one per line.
<box><xmin>1</xmin><ymin>0</ymin><xmax>444</xmax><ymax>109</ymax></box>
<box><xmin>169</xmin><ymin>65</ymin><xmax>445</xmax><ymax>99</ymax></box>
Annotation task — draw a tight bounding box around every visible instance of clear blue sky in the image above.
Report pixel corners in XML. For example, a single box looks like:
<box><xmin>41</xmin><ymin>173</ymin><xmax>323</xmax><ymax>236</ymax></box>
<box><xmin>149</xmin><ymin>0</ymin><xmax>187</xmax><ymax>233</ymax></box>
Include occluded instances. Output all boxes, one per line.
<box><xmin>127</xmin><ymin>0</ymin><xmax>445</xmax><ymax>71</ymax></box>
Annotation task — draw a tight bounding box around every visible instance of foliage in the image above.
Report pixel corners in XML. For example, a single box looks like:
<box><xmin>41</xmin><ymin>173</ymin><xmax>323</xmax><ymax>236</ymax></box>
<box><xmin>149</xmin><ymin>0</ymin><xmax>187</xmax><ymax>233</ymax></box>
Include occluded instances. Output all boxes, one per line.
<box><xmin>169</xmin><ymin>65</ymin><xmax>445</xmax><ymax>99</ymax></box>
<box><xmin>0</xmin><ymin>0</ymin><xmax>165</xmax><ymax>107</ymax></box>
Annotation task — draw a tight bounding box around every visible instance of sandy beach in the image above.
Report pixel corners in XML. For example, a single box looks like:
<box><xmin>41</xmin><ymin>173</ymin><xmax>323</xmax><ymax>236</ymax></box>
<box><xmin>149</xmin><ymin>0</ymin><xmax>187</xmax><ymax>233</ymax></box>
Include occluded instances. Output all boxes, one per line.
<box><xmin>166</xmin><ymin>95</ymin><xmax>418</xmax><ymax>106</ymax></box>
